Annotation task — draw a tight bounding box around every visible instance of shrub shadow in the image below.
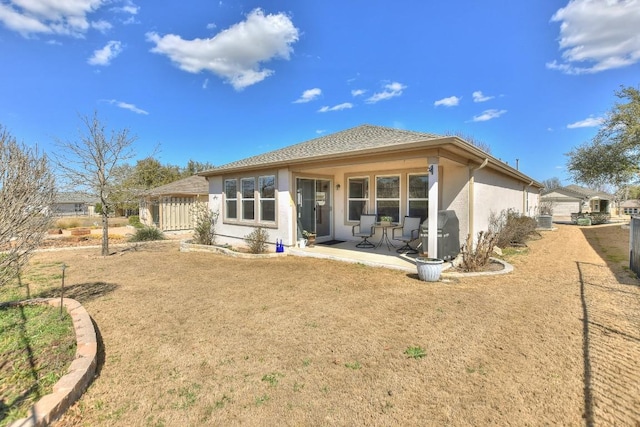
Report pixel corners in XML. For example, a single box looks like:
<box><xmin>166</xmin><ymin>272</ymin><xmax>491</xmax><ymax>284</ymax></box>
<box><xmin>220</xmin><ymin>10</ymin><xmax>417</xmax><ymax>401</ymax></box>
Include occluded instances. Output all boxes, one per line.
<box><xmin>35</xmin><ymin>281</ymin><xmax>118</xmax><ymax>304</ymax></box>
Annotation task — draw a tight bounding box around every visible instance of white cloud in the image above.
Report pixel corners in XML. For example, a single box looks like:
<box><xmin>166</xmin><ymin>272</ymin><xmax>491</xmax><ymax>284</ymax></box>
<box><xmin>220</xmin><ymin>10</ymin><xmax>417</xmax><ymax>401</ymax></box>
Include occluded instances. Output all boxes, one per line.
<box><xmin>351</xmin><ymin>89</ymin><xmax>366</xmax><ymax>97</ymax></box>
<box><xmin>294</xmin><ymin>88</ymin><xmax>322</xmax><ymax>103</ymax></box>
<box><xmin>105</xmin><ymin>99</ymin><xmax>148</xmax><ymax>115</ymax></box>
<box><xmin>548</xmin><ymin>0</ymin><xmax>640</xmax><ymax>74</ymax></box>
<box><xmin>147</xmin><ymin>8</ymin><xmax>299</xmax><ymax>90</ymax></box>
<box><xmin>91</xmin><ymin>19</ymin><xmax>111</xmax><ymax>33</ymax></box>
<box><xmin>88</xmin><ymin>40</ymin><xmax>122</xmax><ymax>66</ymax></box>
<box><xmin>434</xmin><ymin>96</ymin><xmax>461</xmax><ymax>107</ymax></box>
<box><xmin>207</xmin><ymin>22</ymin><xmax>217</xmax><ymax>30</ymax></box>
<box><xmin>567</xmin><ymin>116</ymin><xmax>604</xmax><ymax>128</ymax></box>
<box><xmin>0</xmin><ymin>0</ymin><xmax>107</xmax><ymax>37</ymax></box>
<box><xmin>202</xmin><ymin>78</ymin><xmax>209</xmax><ymax>89</ymax></box>
<box><xmin>365</xmin><ymin>82</ymin><xmax>406</xmax><ymax>103</ymax></box>
<box><xmin>472</xmin><ymin>109</ymin><xmax>507</xmax><ymax>122</ymax></box>
<box><xmin>472</xmin><ymin>91</ymin><xmax>493</xmax><ymax>103</ymax></box>
<box><xmin>318</xmin><ymin>103</ymin><xmax>353</xmax><ymax>113</ymax></box>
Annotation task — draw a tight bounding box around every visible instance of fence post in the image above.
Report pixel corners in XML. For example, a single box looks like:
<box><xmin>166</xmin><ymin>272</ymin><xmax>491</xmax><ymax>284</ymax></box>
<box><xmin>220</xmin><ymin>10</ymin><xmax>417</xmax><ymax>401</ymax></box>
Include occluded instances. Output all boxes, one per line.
<box><xmin>630</xmin><ymin>217</ymin><xmax>640</xmax><ymax>278</ymax></box>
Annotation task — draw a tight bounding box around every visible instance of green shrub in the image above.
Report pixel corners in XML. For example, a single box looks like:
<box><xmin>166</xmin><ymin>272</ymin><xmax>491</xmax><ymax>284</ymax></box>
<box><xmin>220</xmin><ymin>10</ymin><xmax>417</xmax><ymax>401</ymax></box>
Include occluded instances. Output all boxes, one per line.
<box><xmin>129</xmin><ymin>226</ymin><xmax>164</xmax><ymax>242</ymax></box>
<box><xmin>128</xmin><ymin>215</ymin><xmax>142</xmax><ymax>228</ymax></box>
<box><xmin>192</xmin><ymin>207</ymin><xmax>218</xmax><ymax>245</ymax></box>
<box><xmin>244</xmin><ymin>227</ymin><xmax>269</xmax><ymax>254</ymax></box>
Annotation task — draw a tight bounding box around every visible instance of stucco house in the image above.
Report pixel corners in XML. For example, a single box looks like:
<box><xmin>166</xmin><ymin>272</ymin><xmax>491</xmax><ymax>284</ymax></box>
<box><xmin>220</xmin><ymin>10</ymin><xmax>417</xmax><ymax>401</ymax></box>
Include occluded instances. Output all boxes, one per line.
<box><xmin>53</xmin><ymin>192</ymin><xmax>98</xmax><ymax>216</ymax></box>
<box><xmin>541</xmin><ymin>185</ymin><xmax>612</xmax><ymax>222</ymax></box>
<box><xmin>199</xmin><ymin>125</ymin><xmax>542</xmax><ymax>258</ymax></box>
<box><xmin>620</xmin><ymin>199</ymin><xmax>640</xmax><ymax>216</ymax></box>
<box><xmin>139</xmin><ymin>175</ymin><xmax>209</xmax><ymax>231</ymax></box>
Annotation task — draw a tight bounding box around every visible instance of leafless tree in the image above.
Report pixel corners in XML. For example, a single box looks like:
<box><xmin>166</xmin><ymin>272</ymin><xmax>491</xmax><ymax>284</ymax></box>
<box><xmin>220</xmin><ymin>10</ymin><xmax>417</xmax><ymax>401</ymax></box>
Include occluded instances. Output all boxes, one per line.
<box><xmin>54</xmin><ymin>112</ymin><xmax>137</xmax><ymax>256</ymax></box>
<box><xmin>0</xmin><ymin>126</ymin><xmax>56</xmax><ymax>288</ymax></box>
<box><xmin>445</xmin><ymin>131</ymin><xmax>492</xmax><ymax>154</ymax></box>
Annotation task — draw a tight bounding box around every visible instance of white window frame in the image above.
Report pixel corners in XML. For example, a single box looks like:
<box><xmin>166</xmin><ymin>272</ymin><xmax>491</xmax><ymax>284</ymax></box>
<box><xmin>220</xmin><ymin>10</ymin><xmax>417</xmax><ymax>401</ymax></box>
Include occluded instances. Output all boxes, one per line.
<box><xmin>375</xmin><ymin>175</ymin><xmax>401</xmax><ymax>222</ymax></box>
<box><xmin>407</xmin><ymin>173</ymin><xmax>429</xmax><ymax>222</ymax></box>
<box><xmin>347</xmin><ymin>176</ymin><xmax>369</xmax><ymax>222</ymax></box>
<box><xmin>259</xmin><ymin>175</ymin><xmax>276</xmax><ymax>222</ymax></box>
<box><xmin>240</xmin><ymin>177</ymin><xmax>255</xmax><ymax>221</ymax></box>
<box><xmin>224</xmin><ymin>179</ymin><xmax>238</xmax><ymax>220</ymax></box>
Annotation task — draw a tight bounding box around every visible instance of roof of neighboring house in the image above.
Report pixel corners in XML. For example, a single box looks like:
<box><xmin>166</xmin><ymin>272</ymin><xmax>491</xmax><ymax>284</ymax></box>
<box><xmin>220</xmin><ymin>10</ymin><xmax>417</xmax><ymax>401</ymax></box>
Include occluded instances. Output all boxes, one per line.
<box><xmin>55</xmin><ymin>192</ymin><xmax>99</xmax><ymax>204</ymax></box>
<box><xmin>621</xmin><ymin>199</ymin><xmax>640</xmax><ymax>208</ymax></box>
<box><xmin>541</xmin><ymin>185</ymin><xmax>612</xmax><ymax>200</ymax></box>
<box><xmin>145</xmin><ymin>175</ymin><xmax>209</xmax><ymax>197</ymax></box>
<box><xmin>564</xmin><ymin>184</ymin><xmax>612</xmax><ymax>200</ymax></box>
<box><xmin>541</xmin><ymin>187</ymin><xmax>586</xmax><ymax>200</ymax></box>
<box><xmin>200</xmin><ymin>124</ymin><xmax>543</xmax><ymax>187</ymax></box>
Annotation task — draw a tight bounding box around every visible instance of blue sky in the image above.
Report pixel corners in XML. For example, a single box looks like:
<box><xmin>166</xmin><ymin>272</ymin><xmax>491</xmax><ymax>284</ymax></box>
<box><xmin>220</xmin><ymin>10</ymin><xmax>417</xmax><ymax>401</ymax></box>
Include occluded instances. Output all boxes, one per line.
<box><xmin>1</xmin><ymin>1</ymin><xmax>639</xmax><ymax>185</ymax></box>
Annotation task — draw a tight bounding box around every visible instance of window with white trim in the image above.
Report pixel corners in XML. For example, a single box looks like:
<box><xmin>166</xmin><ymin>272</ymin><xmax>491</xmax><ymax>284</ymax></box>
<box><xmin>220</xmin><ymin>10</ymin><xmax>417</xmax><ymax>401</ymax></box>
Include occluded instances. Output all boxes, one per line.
<box><xmin>241</xmin><ymin>177</ymin><xmax>255</xmax><ymax>220</ymax></box>
<box><xmin>224</xmin><ymin>179</ymin><xmax>237</xmax><ymax>219</ymax></box>
<box><xmin>407</xmin><ymin>174</ymin><xmax>428</xmax><ymax>222</ymax></box>
<box><xmin>347</xmin><ymin>177</ymin><xmax>369</xmax><ymax>221</ymax></box>
<box><xmin>376</xmin><ymin>175</ymin><xmax>400</xmax><ymax>222</ymax></box>
<box><xmin>259</xmin><ymin>175</ymin><xmax>276</xmax><ymax>222</ymax></box>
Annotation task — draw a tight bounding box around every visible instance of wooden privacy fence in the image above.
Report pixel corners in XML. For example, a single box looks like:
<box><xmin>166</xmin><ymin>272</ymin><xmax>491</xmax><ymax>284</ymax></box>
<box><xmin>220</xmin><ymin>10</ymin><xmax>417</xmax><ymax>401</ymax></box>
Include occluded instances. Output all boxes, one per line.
<box><xmin>630</xmin><ymin>217</ymin><xmax>640</xmax><ymax>277</ymax></box>
<box><xmin>159</xmin><ymin>197</ymin><xmax>200</xmax><ymax>231</ymax></box>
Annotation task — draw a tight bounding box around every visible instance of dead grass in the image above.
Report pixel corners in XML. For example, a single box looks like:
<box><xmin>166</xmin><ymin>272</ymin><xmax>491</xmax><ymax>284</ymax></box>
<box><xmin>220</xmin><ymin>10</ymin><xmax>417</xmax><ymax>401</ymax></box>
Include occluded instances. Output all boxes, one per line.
<box><xmin>5</xmin><ymin>223</ymin><xmax>640</xmax><ymax>426</ymax></box>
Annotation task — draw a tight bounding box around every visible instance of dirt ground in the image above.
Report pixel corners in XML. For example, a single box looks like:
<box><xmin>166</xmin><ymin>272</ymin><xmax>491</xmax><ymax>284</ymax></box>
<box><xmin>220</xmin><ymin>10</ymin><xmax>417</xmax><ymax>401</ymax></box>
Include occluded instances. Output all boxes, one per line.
<box><xmin>21</xmin><ymin>223</ymin><xmax>640</xmax><ymax>426</ymax></box>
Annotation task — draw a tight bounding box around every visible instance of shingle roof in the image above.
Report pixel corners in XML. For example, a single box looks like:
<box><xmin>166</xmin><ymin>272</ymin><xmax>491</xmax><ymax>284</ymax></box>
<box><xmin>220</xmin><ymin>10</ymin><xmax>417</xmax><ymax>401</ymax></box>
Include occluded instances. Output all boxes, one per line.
<box><xmin>203</xmin><ymin>124</ymin><xmax>441</xmax><ymax>173</ymax></box>
<box><xmin>55</xmin><ymin>192</ymin><xmax>99</xmax><ymax>204</ymax></box>
<box><xmin>564</xmin><ymin>184</ymin><xmax>611</xmax><ymax>200</ymax></box>
<box><xmin>146</xmin><ymin>175</ymin><xmax>208</xmax><ymax>196</ymax></box>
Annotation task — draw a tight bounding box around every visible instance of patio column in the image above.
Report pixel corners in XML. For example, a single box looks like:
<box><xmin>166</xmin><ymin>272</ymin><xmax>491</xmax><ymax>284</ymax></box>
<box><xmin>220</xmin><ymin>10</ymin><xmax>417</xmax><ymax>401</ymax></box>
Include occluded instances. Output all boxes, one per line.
<box><xmin>427</xmin><ymin>156</ymin><xmax>439</xmax><ymax>258</ymax></box>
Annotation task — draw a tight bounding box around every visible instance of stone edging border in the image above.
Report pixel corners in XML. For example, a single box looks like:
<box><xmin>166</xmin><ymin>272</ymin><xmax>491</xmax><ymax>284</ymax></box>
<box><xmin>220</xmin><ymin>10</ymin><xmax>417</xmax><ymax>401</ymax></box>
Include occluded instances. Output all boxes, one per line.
<box><xmin>442</xmin><ymin>257</ymin><xmax>514</xmax><ymax>278</ymax></box>
<box><xmin>180</xmin><ymin>240</ymin><xmax>285</xmax><ymax>259</ymax></box>
<box><xmin>6</xmin><ymin>298</ymin><xmax>97</xmax><ymax>427</ymax></box>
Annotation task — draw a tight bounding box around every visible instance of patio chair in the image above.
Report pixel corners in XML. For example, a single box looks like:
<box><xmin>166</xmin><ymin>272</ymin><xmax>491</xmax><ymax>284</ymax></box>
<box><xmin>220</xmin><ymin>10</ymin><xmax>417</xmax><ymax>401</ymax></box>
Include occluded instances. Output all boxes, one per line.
<box><xmin>352</xmin><ymin>214</ymin><xmax>377</xmax><ymax>248</ymax></box>
<box><xmin>392</xmin><ymin>216</ymin><xmax>421</xmax><ymax>254</ymax></box>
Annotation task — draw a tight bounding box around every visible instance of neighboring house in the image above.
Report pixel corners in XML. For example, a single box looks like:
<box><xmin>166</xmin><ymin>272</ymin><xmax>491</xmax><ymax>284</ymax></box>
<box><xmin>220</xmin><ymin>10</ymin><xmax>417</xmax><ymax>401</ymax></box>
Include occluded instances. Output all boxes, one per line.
<box><xmin>620</xmin><ymin>199</ymin><xmax>640</xmax><ymax>216</ymax></box>
<box><xmin>199</xmin><ymin>125</ymin><xmax>542</xmax><ymax>258</ymax></box>
<box><xmin>139</xmin><ymin>175</ymin><xmax>209</xmax><ymax>231</ymax></box>
<box><xmin>541</xmin><ymin>185</ymin><xmax>612</xmax><ymax>221</ymax></box>
<box><xmin>53</xmin><ymin>192</ymin><xmax>98</xmax><ymax>216</ymax></box>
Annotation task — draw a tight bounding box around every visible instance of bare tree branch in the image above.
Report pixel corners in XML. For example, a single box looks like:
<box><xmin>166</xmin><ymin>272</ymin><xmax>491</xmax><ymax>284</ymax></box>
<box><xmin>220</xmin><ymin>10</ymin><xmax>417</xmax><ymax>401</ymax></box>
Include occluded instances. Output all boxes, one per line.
<box><xmin>53</xmin><ymin>112</ymin><xmax>137</xmax><ymax>256</ymax></box>
<box><xmin>0</xmin><ymin>125</ymin><xmax>56</xmax><ymax>289</ymax></box>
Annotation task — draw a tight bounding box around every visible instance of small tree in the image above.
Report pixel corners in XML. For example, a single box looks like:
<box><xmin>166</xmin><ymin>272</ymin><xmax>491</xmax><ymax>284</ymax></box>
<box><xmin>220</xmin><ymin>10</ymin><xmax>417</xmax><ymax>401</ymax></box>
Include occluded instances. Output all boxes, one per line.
<box><xmin>54</xmin><ymin>112</ymin><xmax>137</xmax><ymax>256</ymax></box>
<box><xmin>459</xmin><ymin>231</ymin><xmax>497</xmax><ymax>272</ymax></box>
<box><xmin>0</xmin><ymin>126</ymin><xmax>56</xmax><ymax>289</ymax></box>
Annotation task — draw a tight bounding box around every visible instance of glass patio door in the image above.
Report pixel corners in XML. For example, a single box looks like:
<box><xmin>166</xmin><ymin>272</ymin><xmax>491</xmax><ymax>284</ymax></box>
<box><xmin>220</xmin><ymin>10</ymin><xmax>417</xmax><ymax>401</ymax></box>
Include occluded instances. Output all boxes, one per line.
<box><xmin>296</xmin><ymin>178</ymin><xmax>332</xmax><ymax>240</ymax></box>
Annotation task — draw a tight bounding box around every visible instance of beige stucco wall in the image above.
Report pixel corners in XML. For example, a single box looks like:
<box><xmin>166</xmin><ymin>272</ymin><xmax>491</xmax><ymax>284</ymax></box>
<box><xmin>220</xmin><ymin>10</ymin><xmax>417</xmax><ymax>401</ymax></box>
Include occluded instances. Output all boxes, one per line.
<box><xmin>210</xmin><ymin>168</ymin><xmax>297</xmax><ymax>246</ymax></box>
<box><xmin>473</xmin><ymin>167</ymin><xmax>540</xmax><ymax>234</ymax></box>
<box><xmin>207</xmin><ymin>156</ymin><xmax>539</xmax><ymax>250</ymax></box>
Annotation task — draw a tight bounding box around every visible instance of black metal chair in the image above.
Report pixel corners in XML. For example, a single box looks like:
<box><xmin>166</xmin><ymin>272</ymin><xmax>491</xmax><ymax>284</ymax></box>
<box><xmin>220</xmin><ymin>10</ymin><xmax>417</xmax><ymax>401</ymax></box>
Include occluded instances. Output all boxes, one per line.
<box><xmin>352</xmin><ymin>214</ymin><xmax>377</xmax><ymax>248</ymax></box>
<box><xmin>392</xmin><ymin>216</ymin><xmax>421</xmax><ymax>254</ymax></box>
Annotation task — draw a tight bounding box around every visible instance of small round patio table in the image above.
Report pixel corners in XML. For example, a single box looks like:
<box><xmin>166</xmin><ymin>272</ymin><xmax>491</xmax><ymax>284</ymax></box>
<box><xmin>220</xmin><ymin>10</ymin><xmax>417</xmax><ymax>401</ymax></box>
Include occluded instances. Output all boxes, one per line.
<box><xmin>374</xmin><ymin>222</ymin><xmax>398</xmax><ymax>251</ymax></box>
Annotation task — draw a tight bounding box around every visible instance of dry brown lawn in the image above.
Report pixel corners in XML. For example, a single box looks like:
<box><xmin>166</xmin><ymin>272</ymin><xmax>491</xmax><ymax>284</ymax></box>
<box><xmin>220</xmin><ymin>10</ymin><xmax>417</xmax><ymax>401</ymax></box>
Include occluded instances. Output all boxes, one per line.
<box><xmin>19</xmin><ymin>223</ymin><xmax>640</xmax><ymax>426</ymax></box>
